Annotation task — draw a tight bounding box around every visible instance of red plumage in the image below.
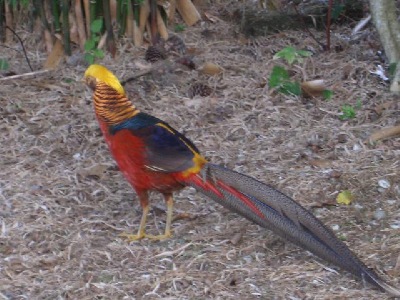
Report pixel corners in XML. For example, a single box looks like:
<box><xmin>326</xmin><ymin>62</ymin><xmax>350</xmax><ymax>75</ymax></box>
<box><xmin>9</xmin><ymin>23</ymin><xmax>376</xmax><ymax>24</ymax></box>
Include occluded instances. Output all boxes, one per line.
<box><xmin>100</xmin><ymin>121</ymin><xmax>182</xmax><ymax>194</ymax></box>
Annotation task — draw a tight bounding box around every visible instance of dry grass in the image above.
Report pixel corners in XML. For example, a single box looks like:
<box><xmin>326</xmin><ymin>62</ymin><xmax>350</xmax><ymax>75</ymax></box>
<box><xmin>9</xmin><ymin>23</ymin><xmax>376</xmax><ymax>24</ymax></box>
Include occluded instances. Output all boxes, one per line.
<box><xmin>1</xmin><ymin>13</ymin><xmax>400</xmax><ymax>300</ymax></box>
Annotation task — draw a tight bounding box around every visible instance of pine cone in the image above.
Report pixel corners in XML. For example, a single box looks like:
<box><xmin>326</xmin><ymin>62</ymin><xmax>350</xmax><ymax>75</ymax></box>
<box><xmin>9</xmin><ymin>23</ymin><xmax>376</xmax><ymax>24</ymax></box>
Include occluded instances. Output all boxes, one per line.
<box><xmin>165</xmin><ymin>34</ymin><xmax>186</xmax><ymax>56</ymax></box>
<box><xmin>188</xmin><ymin>83</ymin><xmax>212</xmax><ymax>98</ymax></box>
<box><xmin>145</xmin><ymin>46</ymin><xmax>167</xmax><ymax>63</ymax></box>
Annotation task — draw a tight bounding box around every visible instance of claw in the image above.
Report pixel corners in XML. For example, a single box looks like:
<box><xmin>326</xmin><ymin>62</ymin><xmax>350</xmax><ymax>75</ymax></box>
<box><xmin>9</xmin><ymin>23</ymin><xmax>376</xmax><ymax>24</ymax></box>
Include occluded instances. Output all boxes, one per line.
<box><xmin>119</xmin><ymin>231</ymin><xmax>172</xmax><ymax>242</ymax></box>
<box><xmin>119</xmin><ymin>232</ymin><xmax>146</xmax><ymax>241</ymax></box>
<box><xmin>120</xmin><ymin>194</ymin><xmax>174</xmax><ymax>242</ymax></box>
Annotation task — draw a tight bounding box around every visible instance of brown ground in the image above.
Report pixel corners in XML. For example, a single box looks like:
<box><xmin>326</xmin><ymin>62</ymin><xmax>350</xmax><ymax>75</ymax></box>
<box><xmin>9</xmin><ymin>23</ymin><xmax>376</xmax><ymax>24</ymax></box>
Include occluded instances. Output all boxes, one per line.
<box><xmin>1</xmin><ymin>10</ymin><xmax>400</xmax><ymax>300</ymax></box>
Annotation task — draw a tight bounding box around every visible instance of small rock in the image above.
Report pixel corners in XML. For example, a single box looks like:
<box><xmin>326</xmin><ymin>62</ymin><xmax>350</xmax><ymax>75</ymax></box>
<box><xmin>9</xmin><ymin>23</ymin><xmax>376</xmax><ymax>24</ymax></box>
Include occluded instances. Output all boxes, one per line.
<box><xmin>390</xmin><ymin>223</ymin><xmax>400</xmax><ymax>229</ymax></box>
<box><xmin>373</xmin><ymin>208</ymin><xmax>386</xmax><ymax>221</ymax></box>
<box><xmin>378</xmin><ymin>179</ymin><xmax>390</xmax><ymax>189</ymax></box>
<box><xmin>331</xmin><ymin>224</ymin><xmax>340</xmax><ymax>231</ymax></box>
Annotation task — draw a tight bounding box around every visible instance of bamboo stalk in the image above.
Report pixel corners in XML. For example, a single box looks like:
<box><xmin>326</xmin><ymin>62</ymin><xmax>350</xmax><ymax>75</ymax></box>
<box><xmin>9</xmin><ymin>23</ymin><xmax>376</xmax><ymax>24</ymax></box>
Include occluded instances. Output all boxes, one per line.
<box><xmin>69</xmin><ymin>10</ymin><xmax>80</xmax><ymax>45</ymax></box>
<box><xmin>103</xmin><ymin>0</ymin><xmax>116</xmax><ymax>56</ymax></box>
<box><xmin>145</xmin><ymin>21</ymin><xmax>151</xmax><ymax>41</ymax></box>
<box><xmin>34</xmin><ymin>0</ymin><xmax>53</xmax><ymax>52</ymax></box>
<box><xmin>176</xmin><ymin>0</ymin><xmax>201</xmax><ymax>26</ymax></box>
<box><xmin>126</xmin><ymin>0</ymin><xmax>134</xmax><ymax>39</ymax></box>
<box><xmin>90</xmin><ymin>0</ymin><xmax>97</xmax><ymax>26</ymax></box>
<box><xmin>139</xmin><ymin>0</ymin><xmax>150</xmax><ymax>34</ymax></box>
<box><xmin>75</xmin><ymin>0</ymin><xmax>87</xmax><ymax>50</ymax></box>
<box><xmin>4</xmin><ymin>0</ymin><xmax>13</xmax><ymax>43</ymax></box>
<box><xmin>149</xmin><ymin>0</ymin><xmax>157</xmax><ymax>43</ymax></box>
<box><xmin>62</xmin><ymin>0</ymin><xmax>71</xmax><ymax>55</ymax></box>
<box><xmin>50</xmin><ymin>0</ymin><xmax>61</xmax><ymax>33</ymax></box>
<box><xmin>156</xmin><ymin>8</ymin><xmax>168</xmax><ymax>40</ymax></box>
<box><xmin>168</xmin><ymin>0</ymin><xmax>176</xmax><ymax>23</ymax></box>
<box><xmin>0</xmin><ymin>0</ymin><xmax>5</xmax><ymax>42</ymax></box>
<box><xmin>110</xmin><ymin>0</ymin><xmax>117</xmax><ymax>23</ymax></box>
<box><xmin>118</xmin><ymin>0</ymin><xmax>127</xmax><ymax>36</ymax></box>
<box><xmin>44</xmin><ymin>38</ymin><xmax>64</xmax><ymax>69</ymax></box>
<box><xmin>44</xmin><ymin>29</ymin><xmax>53</xmax><ymax>53</ymax></box>
<box><xmin>133</xmin><ymin>20</ymin><xmax>142</xmax><ymax>46</ymax></box>
<box><xmin>83</xmin><ymin>0</ymin><xmax>90</xmax><ymax>38</ymax></box>
<box><xmin>44</xmin><ymin>0</ymin><xmax>53</xmax><ymax>32</ymax></box>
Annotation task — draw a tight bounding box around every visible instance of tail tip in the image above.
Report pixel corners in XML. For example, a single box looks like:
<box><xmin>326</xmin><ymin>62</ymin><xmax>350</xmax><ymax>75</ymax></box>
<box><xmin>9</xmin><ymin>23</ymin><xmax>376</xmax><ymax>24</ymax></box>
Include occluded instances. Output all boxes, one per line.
<box><xmin>368</xmin><ymin>274</ymin><xmax>400</xmax><ymax>297</ymax></box>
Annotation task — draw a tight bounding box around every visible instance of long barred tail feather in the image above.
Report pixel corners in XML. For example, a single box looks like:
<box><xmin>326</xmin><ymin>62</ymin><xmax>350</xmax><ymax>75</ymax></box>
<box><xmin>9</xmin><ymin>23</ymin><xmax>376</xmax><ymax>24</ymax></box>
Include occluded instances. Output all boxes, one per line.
<box><xmin>182</xmin><ymin>163</ymin><xmax>400</xmax><ymax>296</ymax></box>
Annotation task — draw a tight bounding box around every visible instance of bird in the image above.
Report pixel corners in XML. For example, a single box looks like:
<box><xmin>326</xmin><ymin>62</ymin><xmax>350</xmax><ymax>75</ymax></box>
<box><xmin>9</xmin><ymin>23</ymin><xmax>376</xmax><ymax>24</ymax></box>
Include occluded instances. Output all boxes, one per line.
<box><xmin>83</xmin><ymin>64</ymin><xmax>400</xmax><ymax>296</ymax></box>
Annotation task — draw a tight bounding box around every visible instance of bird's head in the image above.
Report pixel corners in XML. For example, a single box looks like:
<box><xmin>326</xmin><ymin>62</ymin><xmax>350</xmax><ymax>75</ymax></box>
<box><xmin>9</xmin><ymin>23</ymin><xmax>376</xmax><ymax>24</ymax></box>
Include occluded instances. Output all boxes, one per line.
<box><xmin>84</xmin><ymin>64</ymin><xmax>125</xmax><ymax>95</ymax></box>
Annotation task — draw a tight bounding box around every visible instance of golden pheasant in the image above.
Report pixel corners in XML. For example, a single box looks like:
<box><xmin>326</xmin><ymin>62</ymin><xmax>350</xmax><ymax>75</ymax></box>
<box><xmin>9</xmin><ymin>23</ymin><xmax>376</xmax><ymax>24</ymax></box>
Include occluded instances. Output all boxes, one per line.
<box><xmin>83</xmin><ymin>64</ymin><xmax>400</xmax><ymax>296</ymax></box>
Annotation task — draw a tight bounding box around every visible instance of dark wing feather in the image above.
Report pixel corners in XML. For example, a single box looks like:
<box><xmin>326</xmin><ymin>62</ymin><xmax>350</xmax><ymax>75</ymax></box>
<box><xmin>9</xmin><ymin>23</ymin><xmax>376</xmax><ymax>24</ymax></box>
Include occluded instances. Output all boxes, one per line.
<box><xmin>110</xmin><ymin>112</ymin><xmax>199</xmax><ymax>173</ymax></box>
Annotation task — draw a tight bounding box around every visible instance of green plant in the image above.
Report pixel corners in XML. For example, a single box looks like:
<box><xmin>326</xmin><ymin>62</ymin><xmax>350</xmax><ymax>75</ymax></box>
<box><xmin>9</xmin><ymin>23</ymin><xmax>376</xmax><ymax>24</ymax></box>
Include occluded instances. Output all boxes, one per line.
<box><xmin>339</xmin><ymin>104</ymin><xmax>356</xmax><ymax>120</ymax></box>
<box><xmin>331</xmin><ymin>3</ymin><xmax>345</xmax><ymax>20</ymax></box>
<box><xmin>0</xmin><ymin>59</ymin><xmax>9</xmax><ymax>70</ymax></box>
<box><xmin>268</xmin><ymin>66</ymin><xmax>301</xmax><ymax>95</ymax></box>
<box><xmin>84</xmin><ymin>18</ymin><xmax>105</xmax><ymax>64</ymax></box>
<box><xmin>174</xmin><ymin>24</ymin><xmax>185</xmax><ymax>32</ymax></box>
<box><xmin>273</xmin><ymin>46</ymin><xmax>312</xmax><ymax>65</ymax></box>
<box><xmin>8</xmin><ymin>0</ymin><xmax>29</xmax><ymax>8</ymax></box>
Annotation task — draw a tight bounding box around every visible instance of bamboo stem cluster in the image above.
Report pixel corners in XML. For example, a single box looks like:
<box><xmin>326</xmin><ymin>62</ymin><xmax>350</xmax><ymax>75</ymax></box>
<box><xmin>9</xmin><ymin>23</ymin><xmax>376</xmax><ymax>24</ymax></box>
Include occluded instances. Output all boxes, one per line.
<box><xmin>1</xmin><ymin>0</ymin><xmax>200</xmax><ymax>55</ymax></box>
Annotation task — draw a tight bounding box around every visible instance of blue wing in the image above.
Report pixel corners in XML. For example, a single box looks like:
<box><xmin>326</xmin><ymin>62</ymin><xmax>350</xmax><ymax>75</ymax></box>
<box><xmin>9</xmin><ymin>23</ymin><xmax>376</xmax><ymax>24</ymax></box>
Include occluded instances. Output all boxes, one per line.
<box><xmin>110</xmin><ymin>112</ymin><xmax>200</xmax><ymax>172</ymax></box>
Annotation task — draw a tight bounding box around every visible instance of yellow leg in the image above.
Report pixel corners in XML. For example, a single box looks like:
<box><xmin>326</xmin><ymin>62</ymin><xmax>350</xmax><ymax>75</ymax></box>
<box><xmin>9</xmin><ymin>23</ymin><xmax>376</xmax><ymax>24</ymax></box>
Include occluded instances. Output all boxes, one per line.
<box><xmin>164</xmin><ymin>194</ymin><xmax>173</xmax><ymax>237</ymax></box>
<box><xmin>119</xmin><ymin>205</ymin><xmax>150</xmax><ymax>241</ymax></box>
<box><xmin>146</xmin><ymin>193</ymin><xmax>173</xmax><ymax>240</ymax></box>
<box><xmin>120</xmin><ymin>193</ymin><xmax>174</xmax><ymax>242</ymax></box>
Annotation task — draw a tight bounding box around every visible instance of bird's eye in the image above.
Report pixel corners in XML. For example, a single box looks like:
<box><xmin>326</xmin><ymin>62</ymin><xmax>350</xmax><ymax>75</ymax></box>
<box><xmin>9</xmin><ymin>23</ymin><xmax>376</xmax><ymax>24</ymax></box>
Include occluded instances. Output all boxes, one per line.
<box><xmin>85</xmin><ymin>76</ymin><xmax>97</xmax><ymax>91</ymax></box>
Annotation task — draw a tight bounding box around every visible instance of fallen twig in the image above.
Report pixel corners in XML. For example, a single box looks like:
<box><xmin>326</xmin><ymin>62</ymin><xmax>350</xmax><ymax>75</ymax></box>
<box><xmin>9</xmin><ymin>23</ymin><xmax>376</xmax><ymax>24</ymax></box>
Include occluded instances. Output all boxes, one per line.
<box><xmin>154</xmin><ymin>242</ymin><xmax>193</xmax><ymax>257</ymax></box>
<box><xmin>121</xmin><ymin>67</ymin><xmax>155</xmax><ymax>85</ymax></box>
<box><xmin>6</xmin><ymin>26</ymin><xmax>33</xmax><ymax>71</ymax></box>
<box><xmin>0</xmin><ymin>69</ymin><xmax>50</xmax><ymax>81</ymax></box>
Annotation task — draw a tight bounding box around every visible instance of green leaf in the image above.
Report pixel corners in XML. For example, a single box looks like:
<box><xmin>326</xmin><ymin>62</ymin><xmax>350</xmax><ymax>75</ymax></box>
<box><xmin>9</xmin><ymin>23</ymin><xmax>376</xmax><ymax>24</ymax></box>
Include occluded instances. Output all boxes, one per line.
<box><xmin>336</xmin><ymin>190</ymin><xmax>353</xmax><ymax>205</ymax></box>
<box><xmin>0</xmin><ymin>59</ymin><xmax>9</xmax><ymax>70</ymax></box>
<box><xmin>339</xmin><ymin>104</ymin><xmax>356</xmax><ymax>120</ymax></box>
<box><xmin>84</xmin><ymin>53</ymin><xmax>95</xmax><ymax>65</ymax></box>
<box><xmin>273</xmin><ymin>47</ymin><xmax>312</xmax><ymax>65</ymax></box>
<box><xmin>93</xmin><ymin>48</ymin><xmax>105</xmax><ymax>58</ymax></box>
<box><xmin>322</xmin><ymin>89</ymin><xmax>333</xmax><ymax>100</ymax></box>
<box><xmin>84</xmin><ymin>39</ymin><xmax>96</xmax><ymax>51</ymax></box>
<box><xmin>269</xmin><ymin>66</ymin><xmax>289</xmax><ymax>88</ymax></box>
<box><xmin>91</xmin><ymin>19</ymin><xmax>103</xmax><ymax>33</ymax></box>
<box><xmin>273</xmin><ymin>47</ymin><xmax>296</xmax><ymax>64</ymax></box>
<box><xmin>280</xmin><ymin>81</ymin><xmax>301</xmax><ymax>96</ymax></box>
<box><xmin>332</xmin><ymin>3</ymin><xmax>345</xmax><ymax>20</ymax></box>
<box><xmin>269</xmin><ymin>66</ymin><xmax>300</xmax><ymax>95</ymax></box>
<box><xmin>174</xmin><ymin>24</ymin><xmax>186</xmax><ymax>32</ymax></box>
<box><xmin>297</xmin><ymin>50</ymin><xmax>312</xmax><ymax>57</ymax></box>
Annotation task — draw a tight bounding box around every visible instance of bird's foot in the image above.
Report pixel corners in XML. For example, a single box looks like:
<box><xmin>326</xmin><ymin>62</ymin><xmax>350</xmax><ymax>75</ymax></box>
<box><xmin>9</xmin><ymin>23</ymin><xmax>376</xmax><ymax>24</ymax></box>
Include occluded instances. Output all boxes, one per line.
<box><xmin>119</xmin><ymin>231</ymin><xmax>172</xmax><ymax>242</ymax></box>
<box><xmin>146</xmin><ymin>232</ymin><xmax>172</xmax><ymax>241</ymax></box>
<box><xmin>119</xmin><ymin>232</ymin><xmax>146</xmax><ymax>241</ymax></box>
